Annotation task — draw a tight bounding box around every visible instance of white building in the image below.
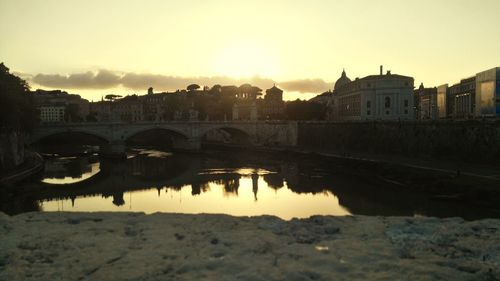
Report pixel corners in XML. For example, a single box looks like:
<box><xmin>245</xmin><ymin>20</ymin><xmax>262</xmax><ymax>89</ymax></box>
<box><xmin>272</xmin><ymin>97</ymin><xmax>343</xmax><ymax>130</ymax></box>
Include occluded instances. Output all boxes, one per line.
<box><xmin>39</xmin><ymin>106</ymin><xmax>65</xmax><ymax>123</ymax></box>
<box><xmin>326</xmin><ymin>67</ymin><xmax>415</xmax><ymax>121</ymax></box>
<box><xmin>475</xmin><ymin>67</ymin><xmax>500</xmax><ymax>118</ymax></box>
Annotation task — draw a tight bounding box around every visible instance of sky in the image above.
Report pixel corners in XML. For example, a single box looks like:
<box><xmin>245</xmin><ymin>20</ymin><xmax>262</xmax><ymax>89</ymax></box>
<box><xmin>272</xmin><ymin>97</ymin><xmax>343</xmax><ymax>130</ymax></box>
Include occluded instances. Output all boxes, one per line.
<box><xmin>1</xmin><ymin>0</ymin><xmax>499</xmax><ymax>101</ymax></box>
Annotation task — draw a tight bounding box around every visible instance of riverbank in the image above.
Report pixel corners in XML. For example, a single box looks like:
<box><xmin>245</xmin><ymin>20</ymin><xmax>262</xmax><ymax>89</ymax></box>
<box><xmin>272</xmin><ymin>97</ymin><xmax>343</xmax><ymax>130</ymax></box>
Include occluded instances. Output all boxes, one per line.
<box><xmin>0</xmin><ymin>151</ymin><xmax>44</xmax><ymax>186</ymax></box>
<box><xmin>204</xmin><ymin>143</ymin><xmax>500</xmax><ymax>180</ymax></box>
<box><xmin>1</xmin><ymin>212</ymin><xmax>499</xmax><ymax>281</ymax></box>
<box><xmin>203</xmin><ymin>144</ymin><xmax>500</xmax><ymax>212</ymax></box>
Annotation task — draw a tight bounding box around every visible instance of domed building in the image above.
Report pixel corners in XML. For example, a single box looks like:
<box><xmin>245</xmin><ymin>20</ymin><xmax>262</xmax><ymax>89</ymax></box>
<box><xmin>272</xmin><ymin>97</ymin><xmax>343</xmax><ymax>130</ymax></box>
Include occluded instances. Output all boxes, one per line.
<box><xmin>334</xmin><ymin>69</ymin><xmax>351</xmax><ymax>91</ymax></box>
<box><xmin>326</xmin><ymin>66</ymin><xmax>415</xmax><ymax>121</ymax></box>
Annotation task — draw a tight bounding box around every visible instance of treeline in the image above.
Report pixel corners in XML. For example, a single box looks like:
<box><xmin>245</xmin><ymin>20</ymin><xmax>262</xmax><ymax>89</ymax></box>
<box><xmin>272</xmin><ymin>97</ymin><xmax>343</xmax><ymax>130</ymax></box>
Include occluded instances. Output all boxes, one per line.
<box><xmin>0</xmin><ymin>64</ymin><xmax>326</xmax><ymax>125</ymax></box>
<box><xmin>284</xmin><ymin>100</ymin><xmax>326</xmax><ymax>121</ymax></box>
<box><xmin>0</xmin><ymin>63</ymin><xmax>37</xmax><ymax>132</ymax></box>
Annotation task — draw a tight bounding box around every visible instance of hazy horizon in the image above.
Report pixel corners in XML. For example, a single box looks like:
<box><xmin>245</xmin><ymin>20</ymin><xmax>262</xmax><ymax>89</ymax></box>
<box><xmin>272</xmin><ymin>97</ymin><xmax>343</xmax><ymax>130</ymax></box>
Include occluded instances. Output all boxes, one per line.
<box><xmin>2</xmin><ymin>0</ymin><xmax>500</xmax><ymax>101</ymax></box>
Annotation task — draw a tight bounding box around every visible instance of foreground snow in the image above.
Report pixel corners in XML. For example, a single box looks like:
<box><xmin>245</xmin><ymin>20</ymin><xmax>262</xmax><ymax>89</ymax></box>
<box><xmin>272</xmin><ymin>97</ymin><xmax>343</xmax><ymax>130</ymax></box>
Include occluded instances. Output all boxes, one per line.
<box><xmin>0</xmin><ymin>212</ymin><xmax>499</xmax><ymax>281</ymax></box>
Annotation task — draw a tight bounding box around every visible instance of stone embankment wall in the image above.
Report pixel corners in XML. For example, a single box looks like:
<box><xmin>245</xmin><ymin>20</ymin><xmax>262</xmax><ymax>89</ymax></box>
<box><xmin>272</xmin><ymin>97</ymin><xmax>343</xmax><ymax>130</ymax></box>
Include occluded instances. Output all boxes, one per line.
<box><xmin>0</xmin><ymin>131</ymin><xmax>25</xmax><ymax>174</ymax></box>
<box><xmin>297</xmin><ymin>121</ymin><xmax>500</xmax><ymax>163</ymax></box>
<box><xmin>1</xmin><ymin>212</ymin><xmax>499</xmax><ymax>281</ymax></box>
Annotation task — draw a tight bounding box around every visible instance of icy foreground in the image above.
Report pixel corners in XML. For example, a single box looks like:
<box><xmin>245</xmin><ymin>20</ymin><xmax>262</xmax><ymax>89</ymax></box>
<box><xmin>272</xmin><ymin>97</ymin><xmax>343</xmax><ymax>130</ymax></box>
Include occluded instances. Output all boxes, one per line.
<box><xmin>1</xmin><ymin>212</ymin><xmax>499</xmax><ymax>281</ymax></box>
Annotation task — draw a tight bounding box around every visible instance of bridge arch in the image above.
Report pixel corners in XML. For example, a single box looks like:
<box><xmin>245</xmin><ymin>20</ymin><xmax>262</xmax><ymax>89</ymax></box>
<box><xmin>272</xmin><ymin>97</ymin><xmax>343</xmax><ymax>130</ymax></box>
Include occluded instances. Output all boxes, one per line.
<box><xmin>124</xmin><ymin>125</ymin><xmax>190</xmax><ymax>141</ymax></box>
<box><xmin>200</xmin><ymin>125</ymin><xmax>253</xmax><ymax>145</ymax></box>
<box><xmin>124</xmin><ymin>126</ymin><xmax>191</xmax><ymax>149</ymax></box>
<box><xmin>30</xmin><ymin>128</ymin><xmax>111</xmax><ymax>144</ymax></box>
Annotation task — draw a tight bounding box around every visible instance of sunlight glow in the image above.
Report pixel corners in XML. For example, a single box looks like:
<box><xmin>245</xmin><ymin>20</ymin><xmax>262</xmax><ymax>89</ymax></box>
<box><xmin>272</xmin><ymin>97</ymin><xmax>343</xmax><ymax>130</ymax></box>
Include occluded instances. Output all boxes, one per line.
<box><xmin>213</xmin><ymin>42</ymin><xmax>279</xmax><ymax>78</ymax></box>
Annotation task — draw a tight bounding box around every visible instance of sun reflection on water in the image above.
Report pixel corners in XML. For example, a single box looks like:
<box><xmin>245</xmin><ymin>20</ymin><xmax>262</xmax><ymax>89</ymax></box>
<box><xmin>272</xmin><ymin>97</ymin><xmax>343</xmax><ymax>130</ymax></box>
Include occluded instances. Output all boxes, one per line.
<box><xmin>39</xmin><ymin>174</ymin><xmax>351</xmax><ymax>220</ymax></box>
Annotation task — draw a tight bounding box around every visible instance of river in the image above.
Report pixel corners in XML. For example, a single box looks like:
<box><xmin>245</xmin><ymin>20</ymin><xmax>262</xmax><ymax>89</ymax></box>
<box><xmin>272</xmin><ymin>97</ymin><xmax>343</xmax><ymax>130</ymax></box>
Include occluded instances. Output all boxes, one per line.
<box><xmin>1</xmin><ymin>145</ymin><xmax>499</xmax><ymax>220</ymax></box>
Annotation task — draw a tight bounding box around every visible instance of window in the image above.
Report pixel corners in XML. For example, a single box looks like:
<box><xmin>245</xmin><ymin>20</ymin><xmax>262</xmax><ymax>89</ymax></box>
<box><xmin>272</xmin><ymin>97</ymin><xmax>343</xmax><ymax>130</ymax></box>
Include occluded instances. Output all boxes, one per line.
<box><xmin>404</xmin><ymin>109</ymin><xmax>408</xmax><ymax>114</ymax></box>
<box><xmin>386</xmin><ymin>110</ymin><xmax>390</xmax><ymax>115</ymax></box>
<box><xmin>367</xmin><ymin>110</ymin><xmax>371</xmax><ymax>115</ymax></box>
<box><xmin>367</xmin><ymin>101</ymin><xmax>371</xmax><ymax>108</ymax></box>
<box><xmin>384</xmin><ymin>97</ymin><xmax>391</xmax><ymax>108</ymax></box>
<box><xmin>404</xmin><ymin>100</ymin><xmax>409</xmax><ymax>107</ymax></box>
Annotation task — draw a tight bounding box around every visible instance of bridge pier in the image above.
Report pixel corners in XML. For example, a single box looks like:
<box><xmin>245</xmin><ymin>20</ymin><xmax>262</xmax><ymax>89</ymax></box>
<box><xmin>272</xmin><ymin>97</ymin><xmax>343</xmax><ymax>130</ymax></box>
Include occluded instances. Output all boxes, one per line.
<box><xmin>100</xmin><ymin>141</ymin><xmax>127</xmax><ymax>159</ymax></box>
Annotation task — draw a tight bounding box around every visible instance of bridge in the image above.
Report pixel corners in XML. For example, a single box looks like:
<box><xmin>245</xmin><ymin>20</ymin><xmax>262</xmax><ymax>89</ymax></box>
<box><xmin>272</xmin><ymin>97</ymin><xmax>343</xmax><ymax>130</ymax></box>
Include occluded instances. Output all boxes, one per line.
<box><xmin>29</xmin><ymin>121</ymin><xmax>298</xmax><ymax>157</ymax></box>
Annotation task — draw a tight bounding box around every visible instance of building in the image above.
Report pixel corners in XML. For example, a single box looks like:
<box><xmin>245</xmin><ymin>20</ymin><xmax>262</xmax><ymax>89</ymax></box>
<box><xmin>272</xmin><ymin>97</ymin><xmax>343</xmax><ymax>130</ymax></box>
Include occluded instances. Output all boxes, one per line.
<box><xmin>112</xmin><ymin>96</ymin><xmax>144</xmax><ymax>123</ymax></box>
<box><xmin>310</xmin><ymin>90</ymin><xmax>332</xmax><ymax>105</ymax></box>
<box><xmin>89</xmin><ymin>100</ymin><xmax>113</xmax><ymax>122</ymax></box>
<box><xmin>475</xmin><ymin>67</ymin><xmax>500</xmax><ymax>118</ymax></box>
<box><xmin>39</xmin><ymin>105</ymin><xmax>65</xmax><ymax>123</ymax></box>
<box><xmin>33</xmin><ymin>89</ymin><xmax>89</xmax><ymax>122</ymax></box>
<box><xmin>89</xmin><ymin>96</ymin><xmax>144</xmax><ymax>123</ymax></box>
<box><xmin>142</xmin><ymin>88</ymin><xmax>169</xmax><ymax>121</ymax></box>
<box><xmin>414</xmin><ymin>83</ymin><xmax>437</xmax><ymax>120</ymax></box>
<box><xmin>436</xmin><ymin>84</ymin><xmax>452</xmax><ymax>119</ymax></box>
<box><xmin>140</xmin><ymin>88</ymin><xmax>191</xmax><ymax>121</ymax></box>
<box><xmin>325</xmin><ymin>67</ymin><xmax>415</xmax><ymax>121</ymax></box>
<box><xmin>449</xmin><ymin>77</ymin><xmax>475</xmax><ymax>119</ymax></box>
<box><xmin>428</xmin><ymin>67</ymin><xmax>499</xmax><ymax>120</ymax></box>
<box><xmin>232</xmin><ymin>84</ymin><xmax>260</xmax><ymax>121</ymax></box>
<box><xmin>259</xmin><ymin>85</ymin><xmax>285</xmax><ymax>120</ymax></box>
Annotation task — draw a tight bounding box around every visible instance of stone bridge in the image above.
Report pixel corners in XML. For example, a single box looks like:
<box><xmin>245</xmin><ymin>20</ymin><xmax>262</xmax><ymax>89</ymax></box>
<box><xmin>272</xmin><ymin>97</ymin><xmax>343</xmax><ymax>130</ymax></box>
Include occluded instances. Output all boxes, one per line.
<box><xmin>29</xmin><ymin>121</ymin><xmax>298</xmax><ymax>157</ymax></box>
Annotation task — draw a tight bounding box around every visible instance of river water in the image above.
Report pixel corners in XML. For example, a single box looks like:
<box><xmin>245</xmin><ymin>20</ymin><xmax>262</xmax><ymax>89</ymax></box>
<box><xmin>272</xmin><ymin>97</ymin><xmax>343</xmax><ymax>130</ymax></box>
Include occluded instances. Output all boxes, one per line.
<box><xmin>2</xmin><ymin>146</ymin><xmax>498</xmax><ymax>220</ymax></box>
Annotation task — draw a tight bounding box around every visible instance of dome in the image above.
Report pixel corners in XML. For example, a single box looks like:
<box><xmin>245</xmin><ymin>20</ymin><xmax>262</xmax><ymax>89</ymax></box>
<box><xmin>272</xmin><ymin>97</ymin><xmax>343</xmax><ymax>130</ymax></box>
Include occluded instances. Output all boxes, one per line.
<box><xmin>334</xmin><ymin>69</ymin><xmax>351</xmax><ymax>91</ymax></box>
<box><xmin>266</xmin><ymin>84</ymin><xmax>283</xmax><ymax>95</ymax></box>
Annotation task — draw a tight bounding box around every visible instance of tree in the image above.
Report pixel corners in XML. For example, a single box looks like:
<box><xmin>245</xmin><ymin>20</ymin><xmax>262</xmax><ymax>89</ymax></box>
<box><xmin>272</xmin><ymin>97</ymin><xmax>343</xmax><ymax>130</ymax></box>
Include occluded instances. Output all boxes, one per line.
<box><xmin>208</xmin><ymin>84</ymin><xmax>222</xmax><ymax>96</ymax></box>
<box><xmin>219</xmin><ymin>86</ymin><xmax>239</xmax><ymax>119</ymax></box>
<box><xmin>122</xmin><ymin>94</ymin><xmax>139</xmax><ymax>101</ymax></box>
<box><xmin>0</xmin><ymin>63</ymin><xmax>36</xmax><ymax>132</ymax></box>
<box><xmin>187</xmin><ymin>84</ymin><xmax>200</xmax><ymax>92</ymax></box>
<box><xmin>285</xmin><ymin>100</ymin><xmax>326</xmax><ymax>120</ymax></box>
<box><xmin>104</xmin><ymin>94</ymin><xmax>121</xmax><ymax>101</ymax></box>
<box><xmin>238</xmin><ymin>84</ymin><xmax>262</xmax><ymax>99</ymax></box>
<box><xmin>221</xmin><ymin>85</ymin><xmax>239</xmax><ymax>98</ymax></box>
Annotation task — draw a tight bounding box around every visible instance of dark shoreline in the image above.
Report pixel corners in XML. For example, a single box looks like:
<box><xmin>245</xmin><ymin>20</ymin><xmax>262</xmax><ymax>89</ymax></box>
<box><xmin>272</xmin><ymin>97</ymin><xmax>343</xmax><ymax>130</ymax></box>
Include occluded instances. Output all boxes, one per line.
<box><xmin>202</xmin><ymin>144</ymin><xmax>500</xmax><ymax>214</ymax></box>
<box><xmin>0</xmin><ymin>151</ymin><xmax>44</xmax><ymax>186</ymax></box>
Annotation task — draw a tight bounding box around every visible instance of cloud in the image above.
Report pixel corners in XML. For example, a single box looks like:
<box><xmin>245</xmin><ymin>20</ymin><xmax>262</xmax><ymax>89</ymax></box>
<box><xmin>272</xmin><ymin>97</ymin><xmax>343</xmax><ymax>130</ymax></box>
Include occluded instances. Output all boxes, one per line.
<box><xmin>119</xmin><ymin>73</ymin><xmax>278</xmax><ymax>92</ymax></box>
<box><xmin>279</xmin><ymin>79</ymin><xmax>331</xmax><ymax>93</ymax></box>
<box><xmin>32</xmin><ymin>70</ymin><xmax>121</xmax><ymax>89</ymax></box>
<box><xmin>12</xmin><ymin>71</ymin><xmax>33</xmax><ymax>81</ymax></box>
<box><xmin>29</xmin><ymin>69</ymin><xmax>330</xmax><ymax>94</ymax></box>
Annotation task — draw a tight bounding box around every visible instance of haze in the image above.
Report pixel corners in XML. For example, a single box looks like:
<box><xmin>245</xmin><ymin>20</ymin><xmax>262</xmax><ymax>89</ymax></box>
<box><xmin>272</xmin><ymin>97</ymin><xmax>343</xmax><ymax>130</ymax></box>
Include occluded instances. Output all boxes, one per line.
<box><xmin>1</xmin><ymin>0</ymin><xmax>499</xmax><ymax>100</ymax></box>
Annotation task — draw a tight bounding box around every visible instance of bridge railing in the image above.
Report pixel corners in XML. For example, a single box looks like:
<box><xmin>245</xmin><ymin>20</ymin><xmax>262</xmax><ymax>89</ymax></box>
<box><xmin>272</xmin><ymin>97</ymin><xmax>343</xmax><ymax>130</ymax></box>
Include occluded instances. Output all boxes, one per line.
<box><xmin>37</xmin><ymin>120</ymin><xmax>296</xmax><ymax>127</ymax></box>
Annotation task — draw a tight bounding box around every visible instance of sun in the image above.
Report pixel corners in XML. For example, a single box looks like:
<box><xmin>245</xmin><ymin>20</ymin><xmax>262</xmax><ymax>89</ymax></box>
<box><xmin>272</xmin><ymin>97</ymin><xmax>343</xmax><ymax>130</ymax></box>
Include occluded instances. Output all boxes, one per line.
<box><xmin>213</xmin><ymin>42</ymin><xmax>279</xmax><ymax>78</ymax></box>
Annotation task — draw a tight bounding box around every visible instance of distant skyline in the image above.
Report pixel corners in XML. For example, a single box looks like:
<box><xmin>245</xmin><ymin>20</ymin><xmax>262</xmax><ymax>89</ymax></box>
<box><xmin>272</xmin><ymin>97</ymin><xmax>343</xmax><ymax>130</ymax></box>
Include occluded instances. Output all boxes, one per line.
<box><xmin>1</xmin><ymin>0</ymin><xmax>500</xmax><ymax>101</ymax></box>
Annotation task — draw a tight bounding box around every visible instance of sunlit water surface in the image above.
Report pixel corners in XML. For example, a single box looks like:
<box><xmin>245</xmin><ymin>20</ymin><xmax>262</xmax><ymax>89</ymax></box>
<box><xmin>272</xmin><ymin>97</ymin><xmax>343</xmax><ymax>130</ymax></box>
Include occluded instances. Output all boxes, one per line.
<box><xmin>40</xmin><ymin>179</ymin><xmax>350</xmax><ymax>220</ymax></box>
<box><xmin>5</xmin><ymin>147</ymin><xmax>498</xmax><ymax>220</ymax></box>
<box><xmin>34</xmin><ymin>148</ymin><xmax>350</xmax><ymax>219</ymax></box>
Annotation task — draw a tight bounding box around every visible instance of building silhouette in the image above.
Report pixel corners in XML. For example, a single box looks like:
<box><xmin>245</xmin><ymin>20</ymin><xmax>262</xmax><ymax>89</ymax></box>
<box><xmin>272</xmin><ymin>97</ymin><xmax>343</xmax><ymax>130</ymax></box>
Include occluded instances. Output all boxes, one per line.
<box><xmin>314</xmin><ymin>67</ymin><xmax>415</xmax><ymax>121</ymax></box>
<box><xmin>413</xmin><ymin>67</ymin><xmax>499</xmax><ymax>120</ymax></box>
<box><xmin>414</xmin><ymin>83</ymin><xmax>438</xmax><ymax>120</ymax></box>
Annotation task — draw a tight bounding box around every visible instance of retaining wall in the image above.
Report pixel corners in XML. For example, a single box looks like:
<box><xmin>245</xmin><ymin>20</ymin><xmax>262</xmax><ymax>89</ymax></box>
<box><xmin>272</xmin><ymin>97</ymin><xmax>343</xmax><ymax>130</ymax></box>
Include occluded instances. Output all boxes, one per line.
<box><xmin>297</xmin><ymin>121</ymin><xmax>500</xmax><ymax>163</ymax></box>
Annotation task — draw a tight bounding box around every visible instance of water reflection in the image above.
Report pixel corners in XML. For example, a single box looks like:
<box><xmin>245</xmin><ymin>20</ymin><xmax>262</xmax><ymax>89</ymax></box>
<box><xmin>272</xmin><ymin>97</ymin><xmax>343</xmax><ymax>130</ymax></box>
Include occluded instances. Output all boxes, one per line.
<box><xmin>40</xmin><ymin>181</ymin><xmax>350</xmax><ymax>220</ymax></box>
<box><xmin>2</xmin><ymin>147</ymin><xmax>499</xmax><ymax>220</ymax></box>
<box><xmin>33</xmin><ymin>150</ymin><xmax>351</xmax><ymax>219</ymax></box>
<box><xmin>42</xmin><ymin>156</ymin><xmax>100</xmax><ymax>184</ymax></box>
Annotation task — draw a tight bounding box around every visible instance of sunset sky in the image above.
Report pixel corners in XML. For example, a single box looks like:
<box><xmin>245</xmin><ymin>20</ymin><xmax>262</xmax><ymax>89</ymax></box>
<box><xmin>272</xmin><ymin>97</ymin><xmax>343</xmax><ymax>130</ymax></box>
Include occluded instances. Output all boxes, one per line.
<box><xmin>1</xmin><ymin>0</ymin><xmax>499</xmax><ymax>101</ymax></box>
